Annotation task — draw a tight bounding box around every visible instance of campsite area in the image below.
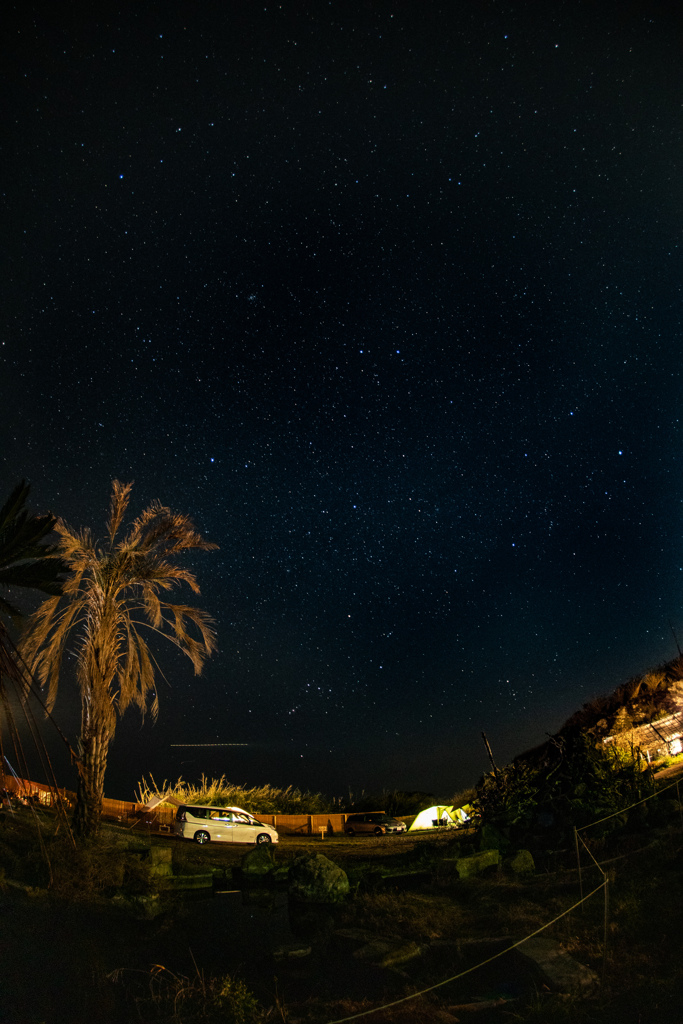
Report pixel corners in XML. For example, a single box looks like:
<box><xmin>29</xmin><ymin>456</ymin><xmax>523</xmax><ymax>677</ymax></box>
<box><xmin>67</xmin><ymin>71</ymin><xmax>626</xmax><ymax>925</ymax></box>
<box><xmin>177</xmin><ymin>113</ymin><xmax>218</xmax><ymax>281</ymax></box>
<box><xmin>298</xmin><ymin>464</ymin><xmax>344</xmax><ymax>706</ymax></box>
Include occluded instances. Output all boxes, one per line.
<box><xmin>2</xmin><ymin>789</ymin><xmax>683</xmax><ymax>1024</ymax></box>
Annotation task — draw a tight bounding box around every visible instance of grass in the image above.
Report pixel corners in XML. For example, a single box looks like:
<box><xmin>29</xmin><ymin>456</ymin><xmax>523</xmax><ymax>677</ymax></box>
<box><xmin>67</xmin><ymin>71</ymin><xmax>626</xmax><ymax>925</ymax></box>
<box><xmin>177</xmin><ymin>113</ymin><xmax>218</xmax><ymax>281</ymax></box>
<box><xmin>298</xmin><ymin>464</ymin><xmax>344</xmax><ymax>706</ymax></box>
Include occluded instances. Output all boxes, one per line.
<box><xmin>136</xmin><ymin>773</ymin><xmax>337</xmax><ymax>814</ymax></box>
<box><xmin>109</xmin><ymin>960</ymin><xmax>266</xmax><ymax>1024</ymax></box>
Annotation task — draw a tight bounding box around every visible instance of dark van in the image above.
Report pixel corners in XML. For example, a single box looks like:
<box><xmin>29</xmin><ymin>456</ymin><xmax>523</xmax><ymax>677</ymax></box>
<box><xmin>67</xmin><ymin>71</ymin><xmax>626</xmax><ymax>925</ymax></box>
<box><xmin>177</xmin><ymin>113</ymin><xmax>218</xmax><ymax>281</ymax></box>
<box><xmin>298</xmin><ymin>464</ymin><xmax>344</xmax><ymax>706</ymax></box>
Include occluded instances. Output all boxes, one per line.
<box><xmin>344</xmin><ymin>812</ymin><xmax>406</xmax><ymax>836</ymax></box>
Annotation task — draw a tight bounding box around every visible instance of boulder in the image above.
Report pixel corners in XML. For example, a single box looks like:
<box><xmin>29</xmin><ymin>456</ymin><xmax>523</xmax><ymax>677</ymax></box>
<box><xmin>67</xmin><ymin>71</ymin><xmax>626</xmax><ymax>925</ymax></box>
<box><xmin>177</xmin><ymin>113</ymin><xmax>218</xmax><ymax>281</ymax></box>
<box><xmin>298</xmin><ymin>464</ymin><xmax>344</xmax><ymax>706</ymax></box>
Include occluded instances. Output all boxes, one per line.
<box><xmin>506</xmin><ymin>849</ymin><xmax>535</xmax><ymax>875</ymax></box>
<box><xmin>288</xmin><ymin>853</ymin><xmax>350</xmax><ymax>903</ymax></box>
<box><xmin>241</xmin><ymin>845</ymin><xmax>275</xmax><ymax>877</ymax></box>
<box><xmin>454</xmin><ymin>849</ymin><xmax>500</xmax><ymax>879</ymax></box>
<box><xmin>518</xmin><ymin>936</ymin><xmax>598</xmax><ymax>993</ymax></box>
<box><xmin>146</xmin><ymin>846</ymin><xmax>173</xmax><ymax>877</ymax></box>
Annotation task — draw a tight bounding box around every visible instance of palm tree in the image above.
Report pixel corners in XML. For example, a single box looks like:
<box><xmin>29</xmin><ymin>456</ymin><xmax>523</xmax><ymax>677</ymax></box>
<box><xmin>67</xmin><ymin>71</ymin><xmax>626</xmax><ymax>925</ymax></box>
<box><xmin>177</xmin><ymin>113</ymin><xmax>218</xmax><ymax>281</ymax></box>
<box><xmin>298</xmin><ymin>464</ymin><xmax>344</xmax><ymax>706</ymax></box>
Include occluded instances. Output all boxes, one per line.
<box><xmin>21</xmin><ymin>481</ymin><xmax>217</xmax><ymax>837</ymax></box>
<box><xmin>0</xmin><ymin>481</ymin><xmax>67</xmax><ymax>795</ymax></box>
<box><xmin>0</xmin><ymin>480</ymin><xmax>65</xmax><ymax>619</ymax></box>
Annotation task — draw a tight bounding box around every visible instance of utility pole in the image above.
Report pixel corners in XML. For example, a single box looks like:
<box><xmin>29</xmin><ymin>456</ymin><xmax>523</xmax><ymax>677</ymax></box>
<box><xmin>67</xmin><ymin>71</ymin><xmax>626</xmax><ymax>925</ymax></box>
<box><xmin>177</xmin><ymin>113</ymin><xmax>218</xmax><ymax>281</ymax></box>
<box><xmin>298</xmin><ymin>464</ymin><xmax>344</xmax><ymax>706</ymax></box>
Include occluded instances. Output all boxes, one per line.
<box><xmin>669</xmin><ymin>621</ymin><xmax>682</xmax><ymax>657</ymax></box>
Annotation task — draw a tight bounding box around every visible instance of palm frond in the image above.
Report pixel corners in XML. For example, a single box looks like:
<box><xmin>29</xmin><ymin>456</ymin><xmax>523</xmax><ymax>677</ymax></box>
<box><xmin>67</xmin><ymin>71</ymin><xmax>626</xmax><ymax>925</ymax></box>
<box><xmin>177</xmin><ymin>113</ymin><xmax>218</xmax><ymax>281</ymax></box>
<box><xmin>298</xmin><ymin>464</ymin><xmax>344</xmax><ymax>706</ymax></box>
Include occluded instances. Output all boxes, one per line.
<box><xmin>0</xmin><ymin>481</ymin><xmax>67</xmax><ymax>611</ymax></box>
<box><xmin>107</xmin><ymin>480</ymin><xmax>134</xmax><ymax>547</ymax></box>
<box><xmin>20</xmin><ymin>481</ymin><xmax>216</xmax><ymax>724</ymax></box>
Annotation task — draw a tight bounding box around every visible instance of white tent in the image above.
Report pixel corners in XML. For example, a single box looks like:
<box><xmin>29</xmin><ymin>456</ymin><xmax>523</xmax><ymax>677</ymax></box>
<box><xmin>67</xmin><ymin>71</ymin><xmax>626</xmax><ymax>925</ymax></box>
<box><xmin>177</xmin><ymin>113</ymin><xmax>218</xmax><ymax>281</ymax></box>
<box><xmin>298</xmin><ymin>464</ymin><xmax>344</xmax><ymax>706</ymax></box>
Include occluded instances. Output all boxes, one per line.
<box><xmin>408</xmin><ymin>803</ymin><xmax>474</xmax><ymax>831</ymax></box>
<box><xmin>143</xmin><ymin>793</ymin><xmax>183</xmax><ymax>812</ymax></box>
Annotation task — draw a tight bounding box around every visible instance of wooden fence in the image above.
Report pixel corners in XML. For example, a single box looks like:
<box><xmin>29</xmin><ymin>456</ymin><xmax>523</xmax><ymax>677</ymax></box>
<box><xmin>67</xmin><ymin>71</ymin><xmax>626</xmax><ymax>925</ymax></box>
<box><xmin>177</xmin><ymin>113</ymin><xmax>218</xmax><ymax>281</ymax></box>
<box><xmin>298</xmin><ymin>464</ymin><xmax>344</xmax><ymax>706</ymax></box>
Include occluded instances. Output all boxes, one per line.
<box><xmin>1</xmin><ymin>775</ymin><xmax>409</xmax><ymax>835</ymax></box>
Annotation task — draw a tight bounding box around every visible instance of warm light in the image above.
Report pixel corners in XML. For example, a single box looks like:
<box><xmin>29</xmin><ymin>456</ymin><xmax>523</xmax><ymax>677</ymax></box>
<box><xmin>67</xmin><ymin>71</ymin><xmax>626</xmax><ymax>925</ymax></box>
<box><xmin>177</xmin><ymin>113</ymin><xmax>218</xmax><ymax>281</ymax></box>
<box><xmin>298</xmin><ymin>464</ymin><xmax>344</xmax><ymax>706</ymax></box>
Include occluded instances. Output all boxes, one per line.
<box><xmin>669</xmin><ymin>736</ymin><xmax>682</xmax><ymax>756</ymax></box>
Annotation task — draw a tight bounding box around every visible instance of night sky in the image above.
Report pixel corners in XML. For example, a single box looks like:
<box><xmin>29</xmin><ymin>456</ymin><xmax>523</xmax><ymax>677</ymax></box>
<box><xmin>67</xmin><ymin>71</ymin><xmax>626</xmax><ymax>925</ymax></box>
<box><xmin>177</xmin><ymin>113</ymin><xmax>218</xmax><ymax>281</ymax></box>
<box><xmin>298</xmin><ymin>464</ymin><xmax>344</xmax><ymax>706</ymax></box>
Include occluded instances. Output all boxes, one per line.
<box><xmin>3</xmin><ymin>3</ymin><xmax>683</xmax><ymax>803</ymax></box>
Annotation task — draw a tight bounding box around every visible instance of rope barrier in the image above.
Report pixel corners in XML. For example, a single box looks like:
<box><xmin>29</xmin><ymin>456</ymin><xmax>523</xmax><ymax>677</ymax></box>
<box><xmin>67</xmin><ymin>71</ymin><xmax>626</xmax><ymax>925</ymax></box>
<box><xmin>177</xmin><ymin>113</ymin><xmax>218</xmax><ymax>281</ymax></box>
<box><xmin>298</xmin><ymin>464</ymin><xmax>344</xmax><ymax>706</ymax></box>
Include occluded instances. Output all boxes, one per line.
<box><xmin>326</xmin><ymin>881</ymin><xmax>607</xmax><ymax>1024</ymax></box>
<box><xmin>576</xmin><ymin>831</ymin><xmax>607</xmax><ymax>878</ymax></box>
<box><xmin>327</xmin><ymin>768</ymin><xmax>683</xmax><ymax>1023</ymax></box>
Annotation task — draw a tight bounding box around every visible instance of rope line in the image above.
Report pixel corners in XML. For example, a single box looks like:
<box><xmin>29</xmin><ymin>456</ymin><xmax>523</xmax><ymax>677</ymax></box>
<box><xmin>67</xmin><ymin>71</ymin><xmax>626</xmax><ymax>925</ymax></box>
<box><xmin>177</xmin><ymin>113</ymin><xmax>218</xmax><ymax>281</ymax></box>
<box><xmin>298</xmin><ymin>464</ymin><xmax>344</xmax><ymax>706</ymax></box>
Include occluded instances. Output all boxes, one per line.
<box><xmin>327</xmin><ymin>770</ymin><xmax>683</xmax><ymax>1023</ymax></box>
<box><xmin>577</xmin><ymin>830</ymin><xmax>607</xmax><ymax>878</ymax></box>
<box><xmin>325</xmin><ymin>881</ymin><xmax>606</xmax><ymax>1024</ymax></box>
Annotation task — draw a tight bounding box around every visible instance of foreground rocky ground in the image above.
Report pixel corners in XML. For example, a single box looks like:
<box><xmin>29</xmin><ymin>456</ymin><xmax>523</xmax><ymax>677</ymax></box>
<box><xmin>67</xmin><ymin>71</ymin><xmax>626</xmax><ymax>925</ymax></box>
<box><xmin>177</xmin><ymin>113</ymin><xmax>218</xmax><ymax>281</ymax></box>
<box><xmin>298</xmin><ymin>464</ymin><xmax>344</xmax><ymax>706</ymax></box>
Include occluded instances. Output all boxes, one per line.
<box><xmin>1</xmin><ymin>804</ymin><xmax>683</xmax><ymax>1023</ymax></box>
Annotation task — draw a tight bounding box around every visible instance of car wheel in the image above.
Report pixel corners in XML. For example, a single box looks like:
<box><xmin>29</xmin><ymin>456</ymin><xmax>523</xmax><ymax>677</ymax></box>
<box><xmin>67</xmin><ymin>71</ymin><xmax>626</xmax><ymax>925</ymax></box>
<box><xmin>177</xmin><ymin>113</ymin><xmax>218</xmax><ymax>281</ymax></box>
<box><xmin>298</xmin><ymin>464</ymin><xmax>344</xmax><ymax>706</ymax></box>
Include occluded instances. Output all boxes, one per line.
<box><xmin>194</xmin><ymin>830</ymin><xmax>210</xmax><ymax>845</ymax></box>
<box><xmin>374</xmin><ymin>827</ymin><xmax>384</xmax><ymax>836</ymax></box>
<box><xmin>345</xmin><ymin>828</ymin><xmax>355</xmax><ymax>836</ymax></box>
<box><xmin>256</xmin><ymin>833</ymin><xmax>272</xmax><ymax>844</ymax></box>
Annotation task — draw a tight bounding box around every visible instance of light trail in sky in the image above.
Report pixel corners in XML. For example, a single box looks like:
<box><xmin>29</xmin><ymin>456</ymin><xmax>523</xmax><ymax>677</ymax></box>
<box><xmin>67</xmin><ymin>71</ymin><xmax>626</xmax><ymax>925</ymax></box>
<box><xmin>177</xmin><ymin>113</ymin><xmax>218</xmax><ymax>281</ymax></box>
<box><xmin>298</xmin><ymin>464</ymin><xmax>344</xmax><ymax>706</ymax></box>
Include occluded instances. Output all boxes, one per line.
<box><xmin>169</xmin><ymin>743</ymin><xmax>249</xmax><ymax>748</ymax></box>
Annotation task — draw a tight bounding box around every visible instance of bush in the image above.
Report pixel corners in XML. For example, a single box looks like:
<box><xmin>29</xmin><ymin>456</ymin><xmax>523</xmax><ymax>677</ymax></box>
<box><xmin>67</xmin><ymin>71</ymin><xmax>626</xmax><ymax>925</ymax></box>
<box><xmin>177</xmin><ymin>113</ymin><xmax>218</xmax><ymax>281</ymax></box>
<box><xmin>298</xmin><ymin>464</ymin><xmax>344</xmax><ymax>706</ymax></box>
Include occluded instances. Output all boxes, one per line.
<box><xmin>477</xmin><ymin>733</ymin><xmax>655</xmax><ymax>842</ymax></box>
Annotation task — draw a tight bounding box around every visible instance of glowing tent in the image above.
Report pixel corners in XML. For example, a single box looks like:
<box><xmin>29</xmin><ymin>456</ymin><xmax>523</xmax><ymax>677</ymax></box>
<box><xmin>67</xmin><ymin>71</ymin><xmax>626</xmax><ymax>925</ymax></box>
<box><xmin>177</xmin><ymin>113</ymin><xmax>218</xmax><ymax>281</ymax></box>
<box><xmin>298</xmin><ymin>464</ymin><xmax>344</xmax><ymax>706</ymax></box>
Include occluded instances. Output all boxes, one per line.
<box><xmin>408</xmin><ymin>804</ymin><xmax>475</xmax><ymax>831</ymax></box>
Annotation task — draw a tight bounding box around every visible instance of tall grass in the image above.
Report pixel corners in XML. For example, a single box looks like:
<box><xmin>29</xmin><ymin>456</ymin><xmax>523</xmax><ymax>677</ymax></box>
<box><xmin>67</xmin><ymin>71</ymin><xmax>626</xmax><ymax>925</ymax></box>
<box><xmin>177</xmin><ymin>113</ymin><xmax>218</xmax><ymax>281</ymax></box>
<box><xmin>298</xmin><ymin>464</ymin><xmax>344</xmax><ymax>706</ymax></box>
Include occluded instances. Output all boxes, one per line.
<box><xmin>136</xmin><ymin>773</ymin><xmax>338</xmax><ymax>814</ymax></box>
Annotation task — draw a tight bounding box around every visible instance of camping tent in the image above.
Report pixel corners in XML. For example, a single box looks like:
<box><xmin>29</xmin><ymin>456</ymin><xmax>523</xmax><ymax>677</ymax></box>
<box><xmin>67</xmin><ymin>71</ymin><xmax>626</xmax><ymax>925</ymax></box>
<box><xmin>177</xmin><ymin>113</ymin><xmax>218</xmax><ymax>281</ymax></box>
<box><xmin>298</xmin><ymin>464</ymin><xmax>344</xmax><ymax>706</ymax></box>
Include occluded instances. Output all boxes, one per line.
<box><xmin>408</xmin><ymin>803</ymin><xmax>475</xmax><ymax>831</ymax></box>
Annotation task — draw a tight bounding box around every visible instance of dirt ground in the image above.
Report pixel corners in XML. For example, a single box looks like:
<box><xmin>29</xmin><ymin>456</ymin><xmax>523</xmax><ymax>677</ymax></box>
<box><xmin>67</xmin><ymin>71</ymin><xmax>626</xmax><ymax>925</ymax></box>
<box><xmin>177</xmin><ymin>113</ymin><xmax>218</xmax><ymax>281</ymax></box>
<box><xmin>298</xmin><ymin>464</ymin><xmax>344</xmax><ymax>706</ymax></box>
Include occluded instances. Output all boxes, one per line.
<box><xmin>159</xmin><ymin>822</ymin><xmax>471</xmax><ymax>871</ymax></box>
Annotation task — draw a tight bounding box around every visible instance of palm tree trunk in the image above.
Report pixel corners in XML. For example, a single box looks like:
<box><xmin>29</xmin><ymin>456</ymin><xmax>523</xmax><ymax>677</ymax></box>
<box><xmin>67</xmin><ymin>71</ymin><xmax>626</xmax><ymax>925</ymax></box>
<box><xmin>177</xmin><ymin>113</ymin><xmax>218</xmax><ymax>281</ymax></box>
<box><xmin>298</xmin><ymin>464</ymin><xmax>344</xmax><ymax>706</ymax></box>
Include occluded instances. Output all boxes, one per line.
<box><xmin>73</xmin><ymin>718</ymin><xmax>112</xmax><ymax>838</ymax></box>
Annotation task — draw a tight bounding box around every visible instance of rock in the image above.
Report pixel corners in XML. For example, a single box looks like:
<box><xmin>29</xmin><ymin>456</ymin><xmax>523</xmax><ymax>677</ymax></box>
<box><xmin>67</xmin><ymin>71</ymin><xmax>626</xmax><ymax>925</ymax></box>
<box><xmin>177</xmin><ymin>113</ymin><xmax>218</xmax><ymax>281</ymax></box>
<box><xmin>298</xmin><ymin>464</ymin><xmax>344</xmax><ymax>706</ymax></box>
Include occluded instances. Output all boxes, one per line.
<box><xmin>241</xmin><ymin>845</ymin><xmax>275</xmax><ymax>877</ymax></box>
<box><xmin>518</xmin><ymin>936</ymin><xmax>598</xmax><ymax>994</ymax></box>
<box><xmin>146</xmin><ymin>846</ymin><xmax>173</xmax><ymax>877</ymax></box>
<box><xmin>454</xmin><ymin>849</ymin><xmax>500</xmax><ymax>879</ymax></box>
<box><xmin>288</xmin><ymin>853</ymin><xmax>350</xmax><ymax>903</ymax></box>
<box><xmin>334</xmin><ymin>927</ymin><xmax>376</xmax><ymax>947</ymax></box>
<box><xmin>273</xmin><ymin>941</ymin><xmax>312</xmax><ymax>960</ymax></box>
<box><xmin>271</xmin><ymin>864</ymin><xmax>290</xmax><ymax>883</ymax></box>
<box><xmin>432</xmin><ymin>1011</ymin><xmax>461</xmax><ymax>1023</ymax></box>
<box><xmin>506</xmin><ymin>849</ymin><xmax>535</xmax><ymax>875</ymax></box>
<box><xmin>111</xmin><ymin>892</ymin><xmax>164</xmax><ymax>919</ymax></box>
<box><xmin>353</xmin><ymin>938</ymin><xmax>422</xmax><ymax>968</ymax></box>
<box><xmin>378</xmin><ymin>940</ymin><xmax>422</xmax><ymax>968</ymax></box>
<box><xmin>162</xmin><ymin>873</ymin><xmax>213</xmax><ymax>890</ymax></box>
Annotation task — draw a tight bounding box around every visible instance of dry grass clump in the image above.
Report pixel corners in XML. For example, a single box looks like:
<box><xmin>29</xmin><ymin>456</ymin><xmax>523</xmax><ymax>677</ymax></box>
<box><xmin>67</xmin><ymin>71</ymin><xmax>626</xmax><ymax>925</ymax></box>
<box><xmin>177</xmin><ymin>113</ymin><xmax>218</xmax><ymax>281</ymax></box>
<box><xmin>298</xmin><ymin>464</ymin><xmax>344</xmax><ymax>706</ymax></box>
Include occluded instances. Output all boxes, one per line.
<box><xmin>136</xmin><ymin>773</ymin><xmax>335</xmax><ymax>814</ymax></box>
<box><xmin>109</xmin><ymin>962</ymin><xmax>265</xmax><ymax>1023</ymax></box>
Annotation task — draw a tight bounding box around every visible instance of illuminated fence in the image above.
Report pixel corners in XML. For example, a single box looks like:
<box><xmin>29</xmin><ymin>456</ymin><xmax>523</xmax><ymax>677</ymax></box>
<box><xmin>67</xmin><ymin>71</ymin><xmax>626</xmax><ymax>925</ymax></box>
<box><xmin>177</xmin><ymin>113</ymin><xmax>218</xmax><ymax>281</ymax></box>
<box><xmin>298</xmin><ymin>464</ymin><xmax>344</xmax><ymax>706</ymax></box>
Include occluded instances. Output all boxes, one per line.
<box><xmin>2</xmin><ymin>774</ymin><xmax>73</xmax><ymax>808</ymax></box>
<box><xmin>0</xmin><ymin>776</ymin><xmax>412</xmax><ymax>835</ymax></box>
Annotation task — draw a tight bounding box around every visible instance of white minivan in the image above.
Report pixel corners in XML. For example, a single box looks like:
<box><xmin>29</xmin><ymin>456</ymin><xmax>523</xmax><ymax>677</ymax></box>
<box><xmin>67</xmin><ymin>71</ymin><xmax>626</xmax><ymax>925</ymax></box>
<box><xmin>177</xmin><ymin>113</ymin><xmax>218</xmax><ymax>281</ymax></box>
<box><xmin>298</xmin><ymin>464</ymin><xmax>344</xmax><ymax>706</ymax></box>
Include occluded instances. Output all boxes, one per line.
<box><xmin>174</xmin><ymin>804</ymin><xmax>279</xmax><ymax>845</ymax></box>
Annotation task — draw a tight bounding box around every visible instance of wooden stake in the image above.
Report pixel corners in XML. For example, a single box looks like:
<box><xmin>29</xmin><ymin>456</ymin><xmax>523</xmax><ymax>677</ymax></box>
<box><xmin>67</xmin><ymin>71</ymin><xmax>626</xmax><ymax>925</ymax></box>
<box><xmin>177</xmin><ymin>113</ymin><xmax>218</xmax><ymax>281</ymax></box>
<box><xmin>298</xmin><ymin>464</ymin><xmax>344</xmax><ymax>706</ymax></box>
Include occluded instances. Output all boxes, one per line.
<box><xmin>481</xmin><ymin>731</ymin><xmax>499</xmax><ymax>781</ymax></box>
<box><xmin>574</xmin><ymin>826</ymin><xmax>584</xmax><ymax>909</ymax></box>
<box><xmin>602</xmin><ymin>877</ymin><xmax>609</xmax><ymax>984</ymax></box>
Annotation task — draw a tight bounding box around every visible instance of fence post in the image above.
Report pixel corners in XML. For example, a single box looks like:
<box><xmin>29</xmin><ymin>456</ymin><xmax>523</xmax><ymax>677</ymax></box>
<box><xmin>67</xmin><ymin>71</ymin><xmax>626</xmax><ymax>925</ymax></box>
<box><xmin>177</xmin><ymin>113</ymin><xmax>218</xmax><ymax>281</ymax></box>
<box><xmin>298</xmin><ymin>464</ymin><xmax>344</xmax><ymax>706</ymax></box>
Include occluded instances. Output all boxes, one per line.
<box><xmin>602</xmin><ymin>876</ymin><xmax>609</xmax><ymax>984</ymax></box>
<box><xmin>574</xmin><ymin>827</ymin><xmax>583</xmax><ymax>908</ymax></box>
<box><xmin>677</xmin><ymin>781</ymin><xmax>683</xmax><ymax>833</ymax></box>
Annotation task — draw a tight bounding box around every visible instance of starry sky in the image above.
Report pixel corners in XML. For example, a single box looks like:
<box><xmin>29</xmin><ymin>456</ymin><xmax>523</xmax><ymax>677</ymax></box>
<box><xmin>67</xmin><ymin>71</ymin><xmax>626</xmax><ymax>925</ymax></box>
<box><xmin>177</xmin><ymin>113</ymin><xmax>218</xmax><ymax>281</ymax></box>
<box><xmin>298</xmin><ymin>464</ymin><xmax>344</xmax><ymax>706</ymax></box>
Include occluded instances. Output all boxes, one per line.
<box><xmin>3</xmin><ymin>3</ymin><xmax>683</xmax><ymax>802</ymax></box>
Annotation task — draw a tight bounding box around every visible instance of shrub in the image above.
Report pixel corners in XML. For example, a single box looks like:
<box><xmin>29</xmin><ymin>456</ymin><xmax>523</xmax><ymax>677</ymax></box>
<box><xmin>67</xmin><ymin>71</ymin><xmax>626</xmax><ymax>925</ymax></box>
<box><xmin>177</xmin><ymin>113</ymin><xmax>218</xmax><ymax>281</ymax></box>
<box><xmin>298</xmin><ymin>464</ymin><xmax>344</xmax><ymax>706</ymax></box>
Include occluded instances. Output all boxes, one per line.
<box><xmin>477</xmin><ymin>733</ymin><xmax>655</xmax><ymax>841</ymax></box>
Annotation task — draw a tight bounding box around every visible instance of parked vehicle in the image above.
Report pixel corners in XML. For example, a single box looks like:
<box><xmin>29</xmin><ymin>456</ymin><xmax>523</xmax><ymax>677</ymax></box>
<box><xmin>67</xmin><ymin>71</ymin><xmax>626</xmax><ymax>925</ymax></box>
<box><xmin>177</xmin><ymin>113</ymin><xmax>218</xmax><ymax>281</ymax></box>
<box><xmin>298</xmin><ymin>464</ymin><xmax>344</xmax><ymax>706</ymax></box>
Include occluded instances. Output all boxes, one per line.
<box><xmin>344</xmin><ymin>812</ymin><xmax>407</xmax><ymax>836</ymax></box>
<box><xmin>174</xmin><ymin>804</ymin><xmax>278</xmax><ymax>845</ymax></box>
